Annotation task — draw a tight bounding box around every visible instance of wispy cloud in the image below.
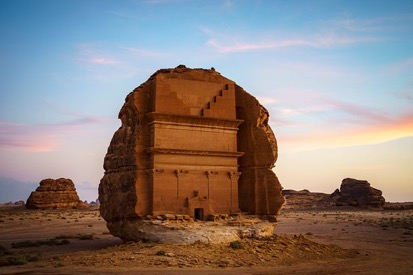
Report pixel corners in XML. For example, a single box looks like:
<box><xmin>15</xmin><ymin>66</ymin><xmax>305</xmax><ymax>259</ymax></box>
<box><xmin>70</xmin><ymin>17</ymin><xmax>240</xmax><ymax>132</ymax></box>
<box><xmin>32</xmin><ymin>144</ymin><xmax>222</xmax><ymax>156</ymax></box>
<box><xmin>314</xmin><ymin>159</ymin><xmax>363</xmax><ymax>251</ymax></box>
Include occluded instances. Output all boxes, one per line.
<box><xmin>392</xmin><ymin>81</ymin><xmax>413</xmax><ymax>100</ymax></box>
<box><xmin>256</xmin><ymin>96</ymin><xmax>280</xmax><ymax>105</ymax></box>
<box><xmin>121</xmin><ymin>47</ymin><xmax>169</xmax><ymax>58</ymax></box>
<box><xmin>332</xmin><ymin>14</ymin><xmax>413</xmax><ymax>32</ymax></box>
<box><xmin>143</xmin><ymin>0</ymin><xmax>190</xmax><ymax>4</ymax></box>
<box><xmin>0</xmin><ymin>115</ymin><xmax>107</xmax><ymax>153</ymax></box>
<box><xmin>387</xmin><ymin>57</ymin><xmax>413</xmax><ymax>75</ymax></box>
<box><xmin>203</xmin><ymin>13</ymin><xmax>401</xmax><ymax>53</ymax></box>
<box><xmin>207</xmin><ymin>34</ymin><xmax>380</xmax><ymax>53</ymax></box>
<box><xmin>322</xmin><ymin>99</ymin><xmax>391</xmax><ymax>125</ymax></box>
<box><xmin>277</xmin><ymin>109</ymin><xmax>413</xmax><ymax>151</ymax></box>
<box><xmin>0</xmin><ymin>121</ymin><xmax>59</xmax><ymax>152</ymax></box>
<box><xmin>76</xmin><ymin>43</ymin><xmax>121</xmax><ymax>66</ymax></box>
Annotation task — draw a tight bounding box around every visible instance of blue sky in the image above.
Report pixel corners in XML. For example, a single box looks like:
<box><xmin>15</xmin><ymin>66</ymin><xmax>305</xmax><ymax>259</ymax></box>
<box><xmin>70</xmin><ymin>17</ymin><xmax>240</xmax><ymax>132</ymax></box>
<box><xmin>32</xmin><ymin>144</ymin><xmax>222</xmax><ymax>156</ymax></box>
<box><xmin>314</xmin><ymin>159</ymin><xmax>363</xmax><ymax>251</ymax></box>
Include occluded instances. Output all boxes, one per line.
<box><xmin>1</xmin><ymin>0</ymin><xmax>412</xmax><ymax>202</ymax></box>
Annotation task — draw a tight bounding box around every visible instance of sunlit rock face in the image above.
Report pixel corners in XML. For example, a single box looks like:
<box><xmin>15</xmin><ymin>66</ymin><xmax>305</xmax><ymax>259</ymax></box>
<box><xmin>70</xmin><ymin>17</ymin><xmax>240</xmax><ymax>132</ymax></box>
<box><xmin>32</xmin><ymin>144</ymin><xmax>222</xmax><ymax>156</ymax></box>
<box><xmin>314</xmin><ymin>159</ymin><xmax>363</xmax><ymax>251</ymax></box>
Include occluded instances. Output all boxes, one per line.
<box><xmin>26</xmin><ymin>178</ymin><xmax>82</xmax><ymax>209</ymax></box>
<box><xmin>98</xmin><ymin>65</ymin><xmax>284</xmax><ymax>241</ymax></box>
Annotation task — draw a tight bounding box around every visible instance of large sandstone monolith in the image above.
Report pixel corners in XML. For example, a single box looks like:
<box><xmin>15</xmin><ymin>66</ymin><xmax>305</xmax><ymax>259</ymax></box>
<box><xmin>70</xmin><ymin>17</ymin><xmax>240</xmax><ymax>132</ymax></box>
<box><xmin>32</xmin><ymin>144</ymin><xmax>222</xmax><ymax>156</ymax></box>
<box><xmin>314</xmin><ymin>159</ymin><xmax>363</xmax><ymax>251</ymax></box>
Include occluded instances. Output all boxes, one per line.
<box><xmin>99</xmin><ymin>65</ymin><xmax>284</xmax><ymax>242</ymax></box>
<box><xmin>26</xmin><ymin>178</ymin><xmax>84</xmax><ymax>209</ymax></box>
<box><xmin>332</xmin><ymin>178</ymin><xmax>385</xmax><ymax>208</ymax></box>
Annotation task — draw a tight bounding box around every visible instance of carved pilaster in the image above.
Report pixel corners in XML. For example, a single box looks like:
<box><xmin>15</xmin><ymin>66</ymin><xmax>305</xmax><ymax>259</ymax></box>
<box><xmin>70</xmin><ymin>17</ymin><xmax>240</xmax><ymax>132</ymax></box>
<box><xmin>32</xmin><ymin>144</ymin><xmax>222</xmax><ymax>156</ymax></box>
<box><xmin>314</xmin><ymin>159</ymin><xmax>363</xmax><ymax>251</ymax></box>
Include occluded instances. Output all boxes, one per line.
<box><xmin>228</xmin><ymin>171</ymin><xmax>241</xmax><ymax>181</ymax></box>
<box><xmin>175</xmin><ymin>170</ymin><xmax>189</xmax><ymax>177</ymax></box>
<box><xmin>205</xmin><ymin>171</ymin><xmax>219</xmax><ymax>178</ymax></box>
<box><xmin>228</xmin><ymin>171</ymin><xmax>241</xmax><ymax>214</ymax></box>
<box><xmin>175</xmin><ymin>170</ymin><xmax>189</xmax><ymax>199</ymax></box>
<box><xmin>205</xmin><ymin>171</ymin><xmax>218</xmax><ymax>199</ymax></box>
<box><xmin>146</xmin><ymin>168</ymin><xmax>165</xmax><ymax>175</ymax></box>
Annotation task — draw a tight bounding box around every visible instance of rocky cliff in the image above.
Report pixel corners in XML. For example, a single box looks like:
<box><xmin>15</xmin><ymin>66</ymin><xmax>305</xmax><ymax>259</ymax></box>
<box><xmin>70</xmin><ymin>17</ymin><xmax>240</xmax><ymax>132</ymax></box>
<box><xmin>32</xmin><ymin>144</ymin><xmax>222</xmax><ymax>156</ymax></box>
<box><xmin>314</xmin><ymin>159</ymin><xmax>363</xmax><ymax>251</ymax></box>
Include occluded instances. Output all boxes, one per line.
<box><xmin>283</xmin><ymin>178</ymin><xmax>386</xmax><ymax>210</ymax></box>
<box><xmin>26</xmin><ymin>178</ymin><xmax>84</xmax><ymax>209</ymax></box>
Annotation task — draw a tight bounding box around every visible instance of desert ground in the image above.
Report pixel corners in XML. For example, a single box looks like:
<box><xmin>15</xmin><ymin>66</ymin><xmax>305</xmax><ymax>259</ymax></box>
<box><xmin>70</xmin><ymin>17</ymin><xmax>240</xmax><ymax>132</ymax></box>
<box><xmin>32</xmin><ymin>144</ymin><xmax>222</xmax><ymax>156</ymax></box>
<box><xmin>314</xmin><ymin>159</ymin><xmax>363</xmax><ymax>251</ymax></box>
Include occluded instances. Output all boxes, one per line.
<box><xmin>0</xmin><ymin>206</ymin><xmax>412</xmax><ymax>274</ymax></box>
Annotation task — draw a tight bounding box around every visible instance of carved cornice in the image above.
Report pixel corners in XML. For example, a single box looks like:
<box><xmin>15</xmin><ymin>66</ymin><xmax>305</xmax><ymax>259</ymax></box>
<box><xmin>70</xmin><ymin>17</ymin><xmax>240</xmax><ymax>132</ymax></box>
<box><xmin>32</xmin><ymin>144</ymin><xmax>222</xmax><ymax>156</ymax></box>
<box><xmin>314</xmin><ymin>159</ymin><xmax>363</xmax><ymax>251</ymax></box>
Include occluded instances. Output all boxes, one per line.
<box><xmin>228</xmin><ymin>171</ymin><xmax>242</xmax><ymax>180</ymax></box>
<box><xmin>175</xmin><ymin>169</ymin><xmax>189</xmax><ymax>177</ymax></box>
<box><xmin>206</xmin><ymin>171</ymin><xmax>219</xmax><ymax>177</ymax></box>
<box><xmin>146</xmin><ymin>147</ymin><xmax>244</xmax><ymax>158</ymax></box>
<box><xmin>146</xmin><ymin>168</ymin><xmax>165</xmax><ymax>174</ymax></box>
<box><xmin>146</xmin><ymin>112</ymin><xmax>243</xmax><ymax>129</ymax></box>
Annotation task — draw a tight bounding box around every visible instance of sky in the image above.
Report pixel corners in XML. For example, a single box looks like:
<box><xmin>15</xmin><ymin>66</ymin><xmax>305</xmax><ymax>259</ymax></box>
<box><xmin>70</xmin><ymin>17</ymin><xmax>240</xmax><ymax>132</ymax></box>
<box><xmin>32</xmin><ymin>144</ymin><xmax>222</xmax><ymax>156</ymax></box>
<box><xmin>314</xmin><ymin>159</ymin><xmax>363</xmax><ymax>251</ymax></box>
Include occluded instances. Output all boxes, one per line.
<box><xmin>0</xmin><ymin>0</ymin><xmax>412</xmax><ymax>203</ymax></box>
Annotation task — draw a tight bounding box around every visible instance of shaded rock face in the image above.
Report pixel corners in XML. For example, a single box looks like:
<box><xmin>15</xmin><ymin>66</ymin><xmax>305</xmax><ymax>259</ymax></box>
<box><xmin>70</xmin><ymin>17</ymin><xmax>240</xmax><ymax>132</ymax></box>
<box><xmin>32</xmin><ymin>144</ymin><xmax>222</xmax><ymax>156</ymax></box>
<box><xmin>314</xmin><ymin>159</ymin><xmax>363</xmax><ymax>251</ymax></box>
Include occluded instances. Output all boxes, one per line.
<box><xmin>235</xmin><ymin>86</ymin><xmax>284</xmax><ymax>216</ymax></box>
<box><xmin>26</xmin><ymin>178</ymin><xmax>83</xmax><ymax>209</ymax></box>
<box><xmin>332</xmin><ymin>178</ymin><xmax>385</xmax><ymax>208</ymax></box>
<box><xmin>99</xmin><ymin>66</ymin><xmax>284</xmax><ymax>241</ymax></box>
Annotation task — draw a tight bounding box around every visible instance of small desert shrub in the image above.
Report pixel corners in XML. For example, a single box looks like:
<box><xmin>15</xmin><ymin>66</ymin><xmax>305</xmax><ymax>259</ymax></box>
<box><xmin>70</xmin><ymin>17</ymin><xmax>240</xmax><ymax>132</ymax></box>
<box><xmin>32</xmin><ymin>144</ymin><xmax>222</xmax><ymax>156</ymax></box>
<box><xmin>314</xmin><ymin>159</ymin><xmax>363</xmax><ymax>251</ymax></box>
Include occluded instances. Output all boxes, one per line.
<box><xmin>26</xmin><ymin>253</ymin><xmax>42</xmax><ymax>262</ymax></box>
<box><xmin>11</xmin><ymin>240</ymin><xmax>39</xmax><ymax>248</ymax></box>
<box><xmin>55</xmin><ymin>233</ymin><xmax>94</xmax><ymax>240</ymax></box>
<box><xmin>55</xmin><ymin>234</ymin><xmax>72</xmax><ymax>239</ymax></box>
<box><xmin>3</xmin><ymin>255</ymin><xmax>28</xmax><ymax>266</ymax></box>
<box><xmin>229</xmin><ymin>240</ymin><xmax>243</xmax><ymax>249</ymax></box>
<box><xmin>77</xmin><ymin>233</ymin><xmax>94</xmax><ymax>240</ymax></box>
<box><xmin>52</xmin><ymin>256</ymin><xmax>63</xmax><ymax>261</ymax></box>
<box><xmin>12</xmin><ymin>239</ymin><xmax>70</xmax><ymax>248</ymax></box>
<box><xmin>156</xmin><ymin>250</ymin><xmax>166</xmax><ymax>256</ymax></box>
<box><xmin>0</xmin><ymin>245</ymin><xmax>8</xmax><ymax>255</ymax></box>
<box><xmin>0</xmin><ymin>252</ymin><xmax>41</xmax><ymax>267</ymax></box>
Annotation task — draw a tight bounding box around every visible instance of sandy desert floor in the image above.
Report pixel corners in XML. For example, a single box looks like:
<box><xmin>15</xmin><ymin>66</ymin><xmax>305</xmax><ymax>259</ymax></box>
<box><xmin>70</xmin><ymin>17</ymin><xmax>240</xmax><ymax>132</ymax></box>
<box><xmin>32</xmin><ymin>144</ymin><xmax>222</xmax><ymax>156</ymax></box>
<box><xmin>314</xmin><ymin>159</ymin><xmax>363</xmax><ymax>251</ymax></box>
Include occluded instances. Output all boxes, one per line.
<box><xmin>0</xmin><ymin>206</ymin><xmax>412</xmax><ymax>274</ymax></box>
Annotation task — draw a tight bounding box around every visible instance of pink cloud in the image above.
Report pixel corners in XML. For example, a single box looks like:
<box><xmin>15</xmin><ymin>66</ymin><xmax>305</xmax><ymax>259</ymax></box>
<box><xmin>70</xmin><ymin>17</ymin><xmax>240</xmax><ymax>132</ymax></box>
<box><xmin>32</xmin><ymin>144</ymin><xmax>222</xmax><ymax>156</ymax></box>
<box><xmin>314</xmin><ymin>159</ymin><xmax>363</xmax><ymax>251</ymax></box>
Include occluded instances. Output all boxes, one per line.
<box><xmin>88</xmin><ymin>57</ymin><xmax>120</xmax><ymax>65</ymax></box>
<box><xmin>0</xmin><ymin>121</ymin><xmax>59</xmax><ymax>152</ymax></box>
<box><xmin>0</xmin><ymin>115</ymin><xmax>107</xmax><ymax>153</ymax></box>
<box><xmin>204</xmin><ymin>13</ymin><xmax>388</xmax><ymax>54</ymax></box>
<box><xmin>76</xmin><ymin>43</ymin><xmax>121</xmax><ymax>66</ymax></box>
<box><xmin>207</xmin><ymin>34</ymin><xmax>379</xmax><ymax>53</ymax></box>
<box><xmin>277</xmin><ymin>111</ymin><xmax>413</xmax><ymax>151</ymax></box>
<box><xmin>121</xmin><ymin>47</ymin><xmax>168</xmax><ymax>58</ymax></box>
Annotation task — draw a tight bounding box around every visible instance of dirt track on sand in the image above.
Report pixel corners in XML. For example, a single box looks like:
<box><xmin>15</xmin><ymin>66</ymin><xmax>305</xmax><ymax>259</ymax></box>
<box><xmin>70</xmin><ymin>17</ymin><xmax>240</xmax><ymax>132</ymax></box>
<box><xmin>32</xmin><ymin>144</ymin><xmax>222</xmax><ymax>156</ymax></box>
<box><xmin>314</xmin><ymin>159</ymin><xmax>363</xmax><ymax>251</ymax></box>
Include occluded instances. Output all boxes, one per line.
<box><xmin>0</xmin><ymin>206</ymin><xmax>412</xmax><ymax>274</ymax></box>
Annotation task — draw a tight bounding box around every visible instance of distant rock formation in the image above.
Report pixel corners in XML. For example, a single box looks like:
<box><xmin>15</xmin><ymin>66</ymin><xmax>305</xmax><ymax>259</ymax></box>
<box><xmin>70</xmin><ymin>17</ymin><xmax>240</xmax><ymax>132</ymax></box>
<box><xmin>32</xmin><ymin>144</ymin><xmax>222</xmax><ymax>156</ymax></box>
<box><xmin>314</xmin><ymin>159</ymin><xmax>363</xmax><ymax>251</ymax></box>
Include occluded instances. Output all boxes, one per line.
<box><xmin>283</xmin><ymin>178</ymin><xmax>386</xmax><ymax>210</ymax></box>
<box><xmin>99</xmin><ymin>65</ymin><xmax>284</xmax><ymax>242</ymax></box>
<box><xmin>331</xmin><ymin>178</ymin><xmax>385</xmax><ymax>208</ymax></box>
<box><xmin>282</xmin><ymin>189</ymin><xmax>333</xmax><ymax>209</ymax></box>
<box><xmin>26</xmin><ymin>178</ymin><xmax>85</xmax><ymax>209</ymax></box>
<box><xmin>1</xmin><ymin>200</ymin><xmax>25</xmax><ymax>206</ymax></box>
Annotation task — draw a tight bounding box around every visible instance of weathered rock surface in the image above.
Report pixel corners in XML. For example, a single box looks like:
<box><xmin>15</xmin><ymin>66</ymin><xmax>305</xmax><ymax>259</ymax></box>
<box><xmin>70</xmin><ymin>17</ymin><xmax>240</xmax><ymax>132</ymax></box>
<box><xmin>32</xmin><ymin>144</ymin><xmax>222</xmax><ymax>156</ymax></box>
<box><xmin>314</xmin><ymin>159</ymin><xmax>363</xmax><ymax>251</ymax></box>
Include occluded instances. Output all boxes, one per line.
<box><xmin>99</xmin><ymin>65</ymin><xmax>284</xmax><ymax>242</ymax></box>
<box><xmin>108</xmin><ymin>217</ymin><xmax>276</xmax><ymax>244</ymax></box>
<box><xmin>282</xmin><ymin>189</ymin><xmax>334</xmax><ymax>209</ymax></box>
<box><xmin>282</xmin><ymin>178</ymin><xmax>386</xmax><ymax>210</ymax></box>
<box><xmin>26</xmin><ymin>178</ymin><xmax>84</xmax><ymax>209</ymax></box>
<box><xmin>332</xmin><ymin>178</ymin><xmax>385</xmax><ymax>208</ymax></box>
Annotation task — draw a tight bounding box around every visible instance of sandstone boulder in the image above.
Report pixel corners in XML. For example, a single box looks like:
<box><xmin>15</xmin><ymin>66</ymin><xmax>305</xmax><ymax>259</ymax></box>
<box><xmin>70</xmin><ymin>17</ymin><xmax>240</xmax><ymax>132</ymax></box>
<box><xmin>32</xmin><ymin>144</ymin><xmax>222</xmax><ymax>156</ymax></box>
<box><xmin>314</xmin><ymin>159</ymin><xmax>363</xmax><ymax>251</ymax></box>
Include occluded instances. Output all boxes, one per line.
<box><xmin>331</xmin><ymin>178</ymin><xmax>385</xmax><ymax>208</ymax></box>
<box><xmin>26</xmin><ymin>178</ymin><xmax>84</xmax><ymax>209</ymax></box>
<box><xmin>99</xmin><ymin>65</ymin><xmax>284</xmax><ymax>242</ymax></box>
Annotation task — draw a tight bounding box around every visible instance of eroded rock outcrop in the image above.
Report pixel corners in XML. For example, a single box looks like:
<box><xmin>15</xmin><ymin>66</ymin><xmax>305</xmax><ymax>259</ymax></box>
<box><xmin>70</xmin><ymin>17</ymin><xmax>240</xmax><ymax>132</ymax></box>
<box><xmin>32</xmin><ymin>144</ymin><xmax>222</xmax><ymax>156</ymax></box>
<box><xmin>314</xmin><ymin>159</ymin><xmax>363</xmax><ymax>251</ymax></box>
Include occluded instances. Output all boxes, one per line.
<box><xmin>26</xmin><ymin>178</ymin><xmax>84</xmax><ymax>209</ymax></box>
<box><xmin>332</xmin><ymin>178</ymin><xmax>385</xmax><ymax>208</ymax></box>
<box><xmin>99</xmin><ymin>65</ymin><xmax>284</xmax><ymax>242</ymax></box>
<box><xmin>282</xmin><ymin>189</ymin><xmax>334</xmax><ymax>209</ymax></box>
<box><xmin>282</xmin><ymin>178</ymin><xmax>386</xmax><ymax>210</ymax></box>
